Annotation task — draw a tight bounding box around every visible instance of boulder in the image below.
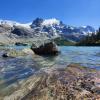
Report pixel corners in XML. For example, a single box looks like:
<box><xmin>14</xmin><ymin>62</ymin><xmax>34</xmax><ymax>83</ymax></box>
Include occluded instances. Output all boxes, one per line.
<box><xmin>31</xmin><ymin>42</ymin><xmax>59</xmax><ymax>55</ymax></box>
<box><xmin>22</xmin><ymin>48</ymin><xmax>34</xmax><ymax>55</ymax></box>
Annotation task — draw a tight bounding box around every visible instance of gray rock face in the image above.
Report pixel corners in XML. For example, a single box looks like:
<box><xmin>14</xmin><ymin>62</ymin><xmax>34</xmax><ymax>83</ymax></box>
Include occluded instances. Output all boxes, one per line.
<box><xmin>0</xmin><ymin>24</ymin><xmax>12</xmax><ymax>33</ymax></box>
<box><xmin>11</xmin><ymin>26</ymin><xmax>34</xmax><ymax>38</ymax></box>
<box><xmin>30</xmin><ymin>18</ymin><xmax>44</xmax><ymax>28</ymax></box>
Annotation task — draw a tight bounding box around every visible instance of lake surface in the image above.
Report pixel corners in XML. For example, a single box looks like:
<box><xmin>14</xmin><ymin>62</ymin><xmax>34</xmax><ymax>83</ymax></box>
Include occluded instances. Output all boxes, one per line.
<box><xmin>0</xmin><ymin>46</ymin><xmax>100</xmax><ymax>97</ymax></box>
<box><xmin>58</xmin><ymin>46</ymin><xmax>100</xmax><ymax>69</ymax></box>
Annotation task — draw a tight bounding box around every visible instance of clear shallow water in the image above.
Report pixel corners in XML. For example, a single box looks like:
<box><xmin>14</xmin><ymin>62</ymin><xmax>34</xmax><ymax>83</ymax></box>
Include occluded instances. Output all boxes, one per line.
<box><xmin>0</xmin><ymin>46</ymin><xmax>100</xmax><ymax>96</ymax></box>
<box><xmin>57</xmin><ymin>46</ymin><xmax>100</xmax><ymax>69</ymax></box>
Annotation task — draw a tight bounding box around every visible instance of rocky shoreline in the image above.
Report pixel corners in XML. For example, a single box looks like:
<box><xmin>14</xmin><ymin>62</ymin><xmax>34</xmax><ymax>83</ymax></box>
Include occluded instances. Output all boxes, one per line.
<box><xmin>3</xmin><ymin>64</ymin><xmax>100</xmax><ymax>100</ymax></box>
<box><xmin>0</xmin><ymin>41</ymin><xmax>100</xmax><ymax>100</ymax></box>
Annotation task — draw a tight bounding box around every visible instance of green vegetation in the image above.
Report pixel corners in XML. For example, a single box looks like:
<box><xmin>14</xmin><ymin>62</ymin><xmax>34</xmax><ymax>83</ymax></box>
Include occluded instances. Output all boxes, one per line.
<box><xmin>76</xmin><ymin>28</ymin><xmax>100</xmax><ymax>46</ymax></box>
<box><xmin>54</xmin><ymin>37</ymin><xmax>76</xmax><ymax>46</ymax></box>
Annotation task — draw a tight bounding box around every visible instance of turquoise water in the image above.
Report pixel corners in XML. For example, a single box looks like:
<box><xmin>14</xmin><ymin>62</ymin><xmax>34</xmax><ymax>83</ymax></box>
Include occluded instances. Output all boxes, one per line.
<box><xmin>58</xmin><ymin>46</ymin><xmax>100</xmax><ymax>69</ymax></box>
<box><xmin>0</xmin><ymin>46</ymin><xmax>100</xmax><ymax>81</ymax></box>
<box><xmin>0</xmin><ymin>46</ymin><xmax>100</xmax><ymax>96</ymax></box>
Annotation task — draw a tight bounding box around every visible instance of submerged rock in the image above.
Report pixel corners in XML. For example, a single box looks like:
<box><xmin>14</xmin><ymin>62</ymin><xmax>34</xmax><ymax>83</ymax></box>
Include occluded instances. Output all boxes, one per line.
<box><xmin>15</xmin><ymin>42</ymin><xmax>28</xmax><ymax>46</ymax></box>
<box><xmin>2</xmin><ymin>53</ymin><xmax>9</xmax><ymax>58</ymax></box>
<box><xmin>31</xmin><ymin>41</ymin><xmax>59</xmax><ymax>56</ymax></box>
<box><xmin>2</xmin><ymin>48</ymin><xmax>34</xmax><ymax>58</ymax></box>
<box><xmin>4</xmin><ymin>64</ymin><xmax>100</xmax><ymax>100</ymax></box>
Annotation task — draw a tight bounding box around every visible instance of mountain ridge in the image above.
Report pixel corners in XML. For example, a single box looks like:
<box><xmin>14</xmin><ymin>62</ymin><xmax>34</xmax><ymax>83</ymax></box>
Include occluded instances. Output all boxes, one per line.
<box><xmin>0</xmin><ymin>18</ymin><xmax>96</xmax><ymax>45</ymax></box>
<box><xmin>0</xmin><ymin>18</ymin><xmax>96</xmax><ymax>33</ymax></box>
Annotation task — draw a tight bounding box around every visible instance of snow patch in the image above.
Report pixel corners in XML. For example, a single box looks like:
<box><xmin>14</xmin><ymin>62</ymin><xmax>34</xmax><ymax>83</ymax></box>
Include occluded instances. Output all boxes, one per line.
<box><xmin>82</xmin><ymin>26</ymin><xmax>87</xmax><ymax>28</ymax></box>
<box><xmin>42</xmin><ymin>18</ymin><xmax>60</xmax><ymax>26</ymax></box>
<box><xmin>0</xmin><ymin>20</ymin><xmax>31</xmax><ymax>28</ymax></box>
<box><xmin>16</xmin><ymin>23</ymin><xmax>31</xmax><ymax>28</ymax></box>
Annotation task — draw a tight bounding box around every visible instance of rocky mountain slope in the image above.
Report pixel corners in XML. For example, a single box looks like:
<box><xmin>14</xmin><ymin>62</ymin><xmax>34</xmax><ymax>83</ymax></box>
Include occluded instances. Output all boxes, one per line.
<box><xmin>30</xmin><ymin>18</ymin><xmax>96</xmax><ymax>41</ymax></box>
<box><xmin>0</xmin><ymin>18</ymin><xmax>96</xmax><ymax>44</ymax></box>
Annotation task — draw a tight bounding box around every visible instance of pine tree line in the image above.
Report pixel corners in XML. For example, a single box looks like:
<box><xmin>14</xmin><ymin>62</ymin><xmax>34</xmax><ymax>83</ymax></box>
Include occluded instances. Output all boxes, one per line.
<box><xmin>76</xmin><ymin>28</ymin><xmax>100</xmax><ymax>46</ymax></box>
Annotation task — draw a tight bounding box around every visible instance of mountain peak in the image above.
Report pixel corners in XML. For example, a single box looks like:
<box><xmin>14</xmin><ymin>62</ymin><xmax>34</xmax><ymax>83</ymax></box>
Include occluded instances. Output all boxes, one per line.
<box><xmin>42</xmin><ymin>18</ymin><xmax>60</xmax><ymax>26</ymax></box>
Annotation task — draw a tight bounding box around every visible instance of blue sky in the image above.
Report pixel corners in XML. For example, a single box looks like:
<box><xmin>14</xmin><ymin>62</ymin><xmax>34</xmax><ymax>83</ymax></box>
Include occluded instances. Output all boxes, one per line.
<box><xmin>0</xmin><ymin>0</ymin><xmax>100</xmax><ymax>28</ymax></box>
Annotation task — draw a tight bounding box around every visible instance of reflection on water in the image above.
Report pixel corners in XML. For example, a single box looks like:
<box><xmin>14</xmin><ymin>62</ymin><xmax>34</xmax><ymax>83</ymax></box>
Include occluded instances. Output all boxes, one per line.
<box><xmin>0</xmin><ymin>46</ymin><xmax>100</xmax><ymax>97</ymax></box>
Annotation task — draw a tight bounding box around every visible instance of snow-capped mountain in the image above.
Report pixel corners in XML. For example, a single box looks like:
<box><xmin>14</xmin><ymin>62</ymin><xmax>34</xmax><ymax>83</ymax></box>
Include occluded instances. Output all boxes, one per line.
<box><xmin>30</xmin><ymin>18</ymin><xmax>96</xmax><ymax>40</ymax></box>
<box><xmin>42</xmin><ymin>18</ymin><xmax>60</xmax><ymax>26</ymax></box>
<box><xmin>0</xmin><ymin>18</ymin><xmax>95</xmax><ymax>35</ymax></box>
<box><xmin>0</xmin><ymin>18</ymin><xmax>96</xmax><ymax>41</ymax></box>
<box><xmin>0</xmin><ymin>20</ymin><xmax>31</xmax><ymax>28</ymax></box>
